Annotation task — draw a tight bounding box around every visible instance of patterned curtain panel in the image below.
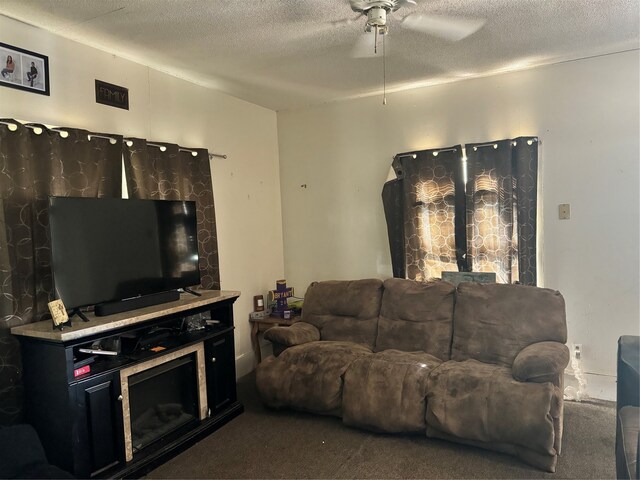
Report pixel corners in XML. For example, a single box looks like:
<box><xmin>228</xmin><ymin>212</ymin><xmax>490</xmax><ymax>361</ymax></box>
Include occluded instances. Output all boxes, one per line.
<box><xmin>512</xmin><ymin>138</ymin><xmax>538</xmax><ymax>286</ymax></box>
<box><xmin>465</xmin><ymin>137</ymin><xmax>538</xmax><ymax>285</ymax></box>
<box><xmin>123</xmin><ymin>139</ymin><xmax>221</xmax><ymax>290</ymax></box>
<box><xmin>383</xmin><ymin>146</ymin><xmax>465</xmax><ymax>281</ymax></box>
<box><xmin>0</xmin><ymin>119</ymin><xmax>122</xmax><ymax>328</ymax></box>
<box><xmin>381</xmin><ymin>178</ymin><xmax>405</xmax><ymax>278</ymax></box>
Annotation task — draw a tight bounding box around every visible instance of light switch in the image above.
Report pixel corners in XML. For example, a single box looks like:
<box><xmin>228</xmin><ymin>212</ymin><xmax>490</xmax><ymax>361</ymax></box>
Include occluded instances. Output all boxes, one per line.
<box><xmin>559</xmin><ymin>204</ymin><xmax>571</xmax><ymax>220</ymax></box>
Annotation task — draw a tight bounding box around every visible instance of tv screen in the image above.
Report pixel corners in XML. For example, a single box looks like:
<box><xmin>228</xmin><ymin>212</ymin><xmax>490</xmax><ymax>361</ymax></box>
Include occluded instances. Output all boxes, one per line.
<box><xmin>48</xmin><ymin>197</ymin><xmax>201</xmax><ymax>310</ymax></box>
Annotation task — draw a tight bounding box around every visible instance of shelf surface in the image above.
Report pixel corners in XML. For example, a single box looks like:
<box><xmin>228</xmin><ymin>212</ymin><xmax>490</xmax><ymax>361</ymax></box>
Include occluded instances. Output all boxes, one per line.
<box><xmin>11</xmin><ymin>290</ymin><xmax>240</xmax><ymax>343</ymax></box>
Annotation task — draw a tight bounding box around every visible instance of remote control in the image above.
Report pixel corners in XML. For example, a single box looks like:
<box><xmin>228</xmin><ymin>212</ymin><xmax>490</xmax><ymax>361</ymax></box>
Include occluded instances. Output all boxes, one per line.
<box><xmin>78</xmin><ymin>348</ymin><xmax>118</xmax><ymax>356</ymax></box>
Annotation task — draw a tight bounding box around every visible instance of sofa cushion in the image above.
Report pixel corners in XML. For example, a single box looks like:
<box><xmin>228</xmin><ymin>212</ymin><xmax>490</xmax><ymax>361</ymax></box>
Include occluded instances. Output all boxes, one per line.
<box><xmin>343</xmin><ymin>350</ymin><xmax>442</xmax><ymax>433</ymax></box>
<box><xmin>301</xmin><ymin>279</ymin><xmax>383</xmax><ymax>349</ymax></box>
<box><xmin>451</xmin><ymin>283</ymin><xmax>566</xmax><ymax>367</ymax></box>
<box><xmin>255</xmin><ymin>341</ymin><xmax>372</xmax><ymax>416</ymax></box>
<box><xmin>375</xmin><ymin>279</ymin><xmax>455</xmax><ymax>359</ymax></box>
<box><xmin>426</xmin><ymin>359</ymin><xmax>558</xmax><ymax>456</ymax></box>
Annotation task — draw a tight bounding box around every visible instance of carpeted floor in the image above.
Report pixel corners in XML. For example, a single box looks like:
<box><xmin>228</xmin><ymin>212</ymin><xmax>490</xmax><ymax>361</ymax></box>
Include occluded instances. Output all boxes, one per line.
<box><xmin>148</xmin><ymin>373</ymin><xmax>615</xmax><ymax>479</ymax></box>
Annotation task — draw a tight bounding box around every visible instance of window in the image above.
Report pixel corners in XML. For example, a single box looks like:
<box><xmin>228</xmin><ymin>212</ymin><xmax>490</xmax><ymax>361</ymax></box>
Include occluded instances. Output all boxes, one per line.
<box><xmin>382</xmin><ymin>137</ymin><xmax>538</xmax><ymax>285</ymax></box>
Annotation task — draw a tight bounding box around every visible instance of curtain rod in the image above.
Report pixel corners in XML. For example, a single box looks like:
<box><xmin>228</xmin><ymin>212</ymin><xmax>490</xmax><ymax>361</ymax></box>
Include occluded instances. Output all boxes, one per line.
<box><xmin>180</xmin><ymin>148</ymin><xmax>228</xmax><ymax>159</ymax></box>
<box><xmin>472</xmin><ymin>143</ymin><xmax>499</xmax><ymax>151</ymax></box>
<box><xmin>87</xmin><ymin>133</ymin><xmax>118</xmax><ymax>144</ymax></box>
<box><xmin>142</xmin><ymin>142</ymin><xmax>227</xmax><ymax>159</ymax></box>
<box><xmin>396</xmin><ymin>147</ymin><xmax>459</xmax><ymax>159</ymax></box>
<box><xmin>431</xmin><ymin>147</ymin><xmax>458</xmax><ymax>156</ymax></box>
<box><xmin>24</xmin><ymin>124</ymin><xmax>44</xmax><ymax>134</ymax></box>
<box><xmin>146</xmin><ymin>142</ymin><xmax>168</xmax><ymax>151</ymax></box>
<box><xmin>0</xmin><ymin>121</ymin><xmax>117</xmax><ymax>143</ymax></box>
<box><xmin>2</xmin><ymin>123</ymin><xmax>229</xmax><ymax>156</ymax></box>
<box><xmin>0</xmin><ymin>121</ymin><xmax>44</xmax><ymax>134</ymax></box>
<box><xmin>49</xmin><ymin>128</ymin><xmax>70</xmax><ymax>138</ymax></box>
<box><xmin>0</xmin><ymin>120</ymin><xmax>18</xmax><ymax>130</ymax></box>
<box><xmin>472</xmin><ymin>138</ymin><xmax>539</xmax><ymax>151</ymax></box>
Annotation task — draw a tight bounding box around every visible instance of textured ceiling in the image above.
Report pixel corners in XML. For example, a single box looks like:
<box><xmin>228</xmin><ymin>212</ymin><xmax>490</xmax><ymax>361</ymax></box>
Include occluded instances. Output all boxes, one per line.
<box><xmin>1</xmin><ymin>0</ymin><xmax>638</xmax><ymax>111</ymax></box>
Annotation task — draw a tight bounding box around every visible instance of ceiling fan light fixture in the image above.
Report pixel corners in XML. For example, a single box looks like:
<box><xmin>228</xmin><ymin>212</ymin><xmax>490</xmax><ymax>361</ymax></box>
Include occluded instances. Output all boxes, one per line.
<box><xmin>365</xmin><ymin>7</ymin><xmax>388</xmax><ymax>31</ymax></box>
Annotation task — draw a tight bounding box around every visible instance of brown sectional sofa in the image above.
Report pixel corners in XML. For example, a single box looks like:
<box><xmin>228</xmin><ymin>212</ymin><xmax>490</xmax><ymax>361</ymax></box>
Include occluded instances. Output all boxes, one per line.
<box><xmin>256</xmin><ymin>278</ymin><xmax>569</xmax><ymax>472</ymax></box>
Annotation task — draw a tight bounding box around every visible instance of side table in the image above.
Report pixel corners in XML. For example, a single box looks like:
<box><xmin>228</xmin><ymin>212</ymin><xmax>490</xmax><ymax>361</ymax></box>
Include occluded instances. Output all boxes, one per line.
<box><xmin>250</xmin><ymin>314</ymin><xmax>300</xmax><ymax>364</ymax></box>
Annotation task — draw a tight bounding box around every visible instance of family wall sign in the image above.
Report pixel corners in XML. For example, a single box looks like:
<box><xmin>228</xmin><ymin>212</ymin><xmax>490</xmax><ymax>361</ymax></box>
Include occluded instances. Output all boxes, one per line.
<box><xmin>95</xmin><ymin>79</ymin><xmax>129</xmax><ymax>110</ymax></box>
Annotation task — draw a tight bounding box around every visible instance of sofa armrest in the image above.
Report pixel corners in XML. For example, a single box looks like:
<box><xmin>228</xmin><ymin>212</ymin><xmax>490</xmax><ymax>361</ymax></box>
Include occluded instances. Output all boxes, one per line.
<box><xmin>264</xmin><ymin>322</ymin><xmax>320</xmax><ymax>347</ymax></box>
<box><xmin>512</xmin><ymin>341</ymin><xmax>570</xmax><ymax>383</ymax></box>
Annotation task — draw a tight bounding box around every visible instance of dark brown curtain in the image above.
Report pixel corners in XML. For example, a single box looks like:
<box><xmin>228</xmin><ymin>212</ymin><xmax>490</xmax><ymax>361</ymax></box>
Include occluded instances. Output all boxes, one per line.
<box><xmin>0</xmin><ymin>119</ymin><xmax>122</xmax><ymax>328</ymax></box>
<box><xmin>384</xmin><ymin>138</ymin><xmax>537</xmax><ymax>285</ymax></box>
<box><xmin>512</xmin><ymin>138</ymin><xmax>538</xmax><ymax>286</ymax></box>
<box><xmin>123</xmin><ymin>139</ymin><xmax>221</xmax><ymax>290</ymax></box>
<box><xmin>383</xmin><ymin>146</ymin><xmax>465</xmax><ymax>281</ymax></box>
<box><xmin>465</xmin><ymin>137</ymin><xmax>538</xmax><ymax>285</ymax></box>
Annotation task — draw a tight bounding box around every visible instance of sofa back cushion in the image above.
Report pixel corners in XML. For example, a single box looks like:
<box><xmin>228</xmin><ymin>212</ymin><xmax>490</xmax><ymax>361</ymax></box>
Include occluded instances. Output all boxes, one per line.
<box><xmin>451</xmin><ymin>282</ymin><xmax>567</xmax><ymax>367</ymax></box>
<box><xmin>375</xmin><ymin>279</ymin><xmax>455</xmax><ymax>360</ymax></box>
<box><xmin>301</xmin><ymin>279</ymin><xmax>383</xmax><ymax>348</ymax></box>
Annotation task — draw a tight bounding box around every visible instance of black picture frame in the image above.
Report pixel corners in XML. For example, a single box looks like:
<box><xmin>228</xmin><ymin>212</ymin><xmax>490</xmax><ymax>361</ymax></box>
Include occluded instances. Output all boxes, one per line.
<box><xmin>0</xmin><ymin>42</ymin><xmax>50</xmax><ymax>96</ymax></box>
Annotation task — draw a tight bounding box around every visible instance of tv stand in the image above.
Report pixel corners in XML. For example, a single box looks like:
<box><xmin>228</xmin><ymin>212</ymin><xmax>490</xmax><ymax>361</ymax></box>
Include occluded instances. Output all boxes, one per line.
<box><xmin>95</xmin><ymin>290</ymin><xmax>181</xmax><ymax>317</ymax></box>
<box><xmin>11</xmin><ymin>290</ymin><xmax>242</xmax><ymax>479</ymax></box>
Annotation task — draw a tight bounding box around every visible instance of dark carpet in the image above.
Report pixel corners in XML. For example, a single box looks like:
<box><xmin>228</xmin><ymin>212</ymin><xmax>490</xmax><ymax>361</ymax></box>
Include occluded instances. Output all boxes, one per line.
<box><xmin>148</xmin><ymin>373</ymin><xmax>615</xmax><ymax>479</ymax></box>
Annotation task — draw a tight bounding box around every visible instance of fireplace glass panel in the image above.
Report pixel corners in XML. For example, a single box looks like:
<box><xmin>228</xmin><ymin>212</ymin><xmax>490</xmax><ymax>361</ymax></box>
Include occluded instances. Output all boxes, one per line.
<box><xmin>128</xmin><ymin>353</ymin><xmax>199</xmax><ymax>453</ymax></box>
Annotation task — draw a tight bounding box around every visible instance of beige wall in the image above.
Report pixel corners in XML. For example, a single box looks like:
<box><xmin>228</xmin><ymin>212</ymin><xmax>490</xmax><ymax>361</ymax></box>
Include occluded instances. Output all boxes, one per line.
<box><xmin>278</xmin><ymin>50</ymin><xmax>640</xmax><ymax>399</ymax></box>
<box><xmin>0</xmin><ymin>15</ymin><xmax>285</xmax><ymax>376</ymax></box>
<box><xmin>2</xmin><ymin>13</ymin><xmax>639</xmax><ymax>398</ymax></box>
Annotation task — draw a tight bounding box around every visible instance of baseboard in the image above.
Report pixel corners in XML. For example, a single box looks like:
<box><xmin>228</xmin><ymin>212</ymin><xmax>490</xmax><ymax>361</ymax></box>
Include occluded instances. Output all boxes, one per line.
<box><xmin>235</xmin><ymin>352</ymin><xmax>254</xmax><ymax>379</ymax></box>
<box><xmin>564</xmin><ymin>370</ymin><xmax>616</xmax><ymax>402</ymax></box>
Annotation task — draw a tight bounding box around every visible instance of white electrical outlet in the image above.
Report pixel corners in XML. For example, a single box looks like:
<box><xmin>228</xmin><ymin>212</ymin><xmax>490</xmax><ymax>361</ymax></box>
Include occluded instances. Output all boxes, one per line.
<box><xmin>573</xmin><ymin>344</ymin><xmax>582</xmax><ymax>360</ymax></box>
<box><xmin>559</xmin><ymin>204</ymin><xmax>571</xmax><ymax>220</ymax></box>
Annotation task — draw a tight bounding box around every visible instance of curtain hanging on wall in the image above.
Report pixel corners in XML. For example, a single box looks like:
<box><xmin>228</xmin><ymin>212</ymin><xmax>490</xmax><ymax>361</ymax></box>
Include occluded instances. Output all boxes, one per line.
<box><xmin>465</xmin><ymin>137</ymin><xmax>538</xmax><ymax>285</ymax></box>
<box><xmin>0</xmin><ymin>119</ymin><xmax>122</xmax><ymax>329</ymax></box>
<box><xmin>383</xmin><ymin>137</ymin><xmax>538</xmax><ymax>285</ymax></box>
<box><xmin>123</xmin><ymin>139</ymin><xmax>221</xmax><ymax>290</ymax></box>
<box><xmin>382</xmin><ymin>146</ymin><xmax>466</xmax><ymax>281</ymax></box>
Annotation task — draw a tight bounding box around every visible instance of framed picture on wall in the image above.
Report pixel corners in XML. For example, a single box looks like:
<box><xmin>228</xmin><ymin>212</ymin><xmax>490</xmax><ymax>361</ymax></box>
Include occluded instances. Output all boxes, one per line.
<box><xmin>0</xmin><ymin>42</ymin><xmax>49</xmax><ymax>96</ymax></box>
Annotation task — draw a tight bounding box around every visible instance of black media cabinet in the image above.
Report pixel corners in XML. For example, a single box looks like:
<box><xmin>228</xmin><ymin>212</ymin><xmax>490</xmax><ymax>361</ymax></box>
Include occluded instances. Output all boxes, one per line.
<box><xmin>11</xmin><ymin>290</ymin><xmax>243</xmax><ymax>479</ymax></box>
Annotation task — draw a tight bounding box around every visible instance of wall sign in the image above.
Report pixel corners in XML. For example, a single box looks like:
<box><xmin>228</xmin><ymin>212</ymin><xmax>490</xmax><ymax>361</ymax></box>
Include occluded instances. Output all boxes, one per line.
<box><xmin>95</xmin><ymin>79</ymin><xmax>129</xmax><ymax>110</ymax></box>
<box><xmin>0</xmin><ymin>42</ymin><xmax>50</xmax><ymax>96</ymax></box>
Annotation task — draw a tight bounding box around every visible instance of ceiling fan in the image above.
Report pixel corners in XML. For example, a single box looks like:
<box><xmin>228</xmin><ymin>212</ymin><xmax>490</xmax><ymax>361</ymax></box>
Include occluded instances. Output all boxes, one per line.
<box><xmin>344</xmin><ymin>0</ymin><xmax>485</xmax><ymax>53</ymax></box>
<box><xmin>332</xmin><ymin>0</ymin><xmax>485</xmax><ymax>103</ymax></box>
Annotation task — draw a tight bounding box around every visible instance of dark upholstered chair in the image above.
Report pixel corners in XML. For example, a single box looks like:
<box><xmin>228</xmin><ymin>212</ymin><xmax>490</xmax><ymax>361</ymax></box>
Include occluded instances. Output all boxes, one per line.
<box><xmin>0</xmin><ymin>329</ymin><xmax>74</xmax><ymax>479</ymax></box>
<box><xmin>0</xmin><ymin>424</ymin><xmax>74</xmax><ymax>478</ymax></box>
<box><xmin>616</xmin><ymin>335</ymin><xmax>640</xmax><ymax>480</ymax></box>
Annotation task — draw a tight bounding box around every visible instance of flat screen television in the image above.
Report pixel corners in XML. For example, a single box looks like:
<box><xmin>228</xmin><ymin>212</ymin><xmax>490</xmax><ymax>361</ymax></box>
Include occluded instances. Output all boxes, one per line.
<box><xmin>48</xmin><ymin>196</ymin><xmax>201</xmax><ymax>316</ymax></box>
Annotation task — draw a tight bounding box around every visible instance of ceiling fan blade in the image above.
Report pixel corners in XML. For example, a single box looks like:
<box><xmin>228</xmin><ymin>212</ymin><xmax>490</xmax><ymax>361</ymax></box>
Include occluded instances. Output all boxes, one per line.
<box><xmin>331</xmin><ymin>13</ymin><xmax>362</xmax><ymax>28</ymax></box>
<box><xmin>401</xmin><ymin>13</ymin><xmax>485</xmax><ymax>42</ymax></box>
<box><xmin>286</xmin><ymin>14</ymin><xmax>361</xmax><ymax>42</ymax></box>
<box><xmin>350</xmin><ymin>0</ymin><xmax>416</xmax><ymax>12</ymax></box>
<box><xmin>351</xmin><ymin>33</ymin><xmax>375</xmax><ymax>58</ymax></box>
